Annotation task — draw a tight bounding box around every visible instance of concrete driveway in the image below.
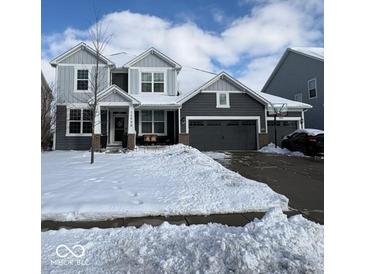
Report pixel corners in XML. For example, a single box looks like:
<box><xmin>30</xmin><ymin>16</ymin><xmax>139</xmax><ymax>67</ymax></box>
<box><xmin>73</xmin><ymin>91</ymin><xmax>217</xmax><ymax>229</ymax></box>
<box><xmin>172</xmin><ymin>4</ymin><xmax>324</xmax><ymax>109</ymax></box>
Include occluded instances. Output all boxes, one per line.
<box><xmin>212</xmin><ymin>151</ymin><xmax>324</xmax><ymax>224</ymax></box>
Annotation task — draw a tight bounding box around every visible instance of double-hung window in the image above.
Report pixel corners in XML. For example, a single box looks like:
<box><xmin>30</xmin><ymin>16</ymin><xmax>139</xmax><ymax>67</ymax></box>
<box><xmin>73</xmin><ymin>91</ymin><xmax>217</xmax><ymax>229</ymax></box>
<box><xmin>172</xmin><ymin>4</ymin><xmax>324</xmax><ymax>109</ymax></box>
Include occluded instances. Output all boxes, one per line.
<box><xmin>140</xmin><ymin>110</ymin><xmax>166</xmax><ymax>135</ymax></box>
<box><xmin>68</xmin><ymin>108</ymin><xmax>92</xmax><ymax>135</ymax></box>
<box><xmin>308</xmin><ymin>78</ymin><xmax>317</xmax><ymax>99</ymax></box>
<box><xmin>216</xmin><ymin>92</ymin><xmax>230</xmax><ymax>108</ymax></box>
<box><xmin>141</xmin><ymin>72</ymin><xmax>164</xmax><ymax>93</ymax></box>
<box><xmin>76</xmin><ymin>69</ymin><xmax>89</xmax><ymax>91</ymax></box>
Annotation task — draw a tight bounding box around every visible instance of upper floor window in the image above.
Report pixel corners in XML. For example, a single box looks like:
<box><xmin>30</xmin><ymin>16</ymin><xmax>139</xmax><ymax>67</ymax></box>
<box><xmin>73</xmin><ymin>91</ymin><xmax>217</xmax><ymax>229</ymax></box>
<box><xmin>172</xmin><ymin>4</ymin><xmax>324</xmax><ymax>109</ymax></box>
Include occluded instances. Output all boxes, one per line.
<box><xmin>308</xmin><ymin>78</ymin><xmax>317</xmax><ymax>99</ymax></box>
<box><xmin>216</xmin><ymin>92</ymin><xmax>230</xmax><ymax>108</ymax></box>
<box><xmin>67</xmin><ymin>108</ymin><xmax>92</xmax><ymax>135</ymax></box>
<box><xmin>294</xmin><ymin>93</ymin><xmax>303</xmax><ymax>102</ymax></box>
<box><xmin>76</xmin><ymin>69</ymin><xmax>89</xmax><ymax>91</ymax></box>
<box><xmin>141</xmin><ymin>72</ymin><xmax>164</xmax><ymax>93</ymax></box>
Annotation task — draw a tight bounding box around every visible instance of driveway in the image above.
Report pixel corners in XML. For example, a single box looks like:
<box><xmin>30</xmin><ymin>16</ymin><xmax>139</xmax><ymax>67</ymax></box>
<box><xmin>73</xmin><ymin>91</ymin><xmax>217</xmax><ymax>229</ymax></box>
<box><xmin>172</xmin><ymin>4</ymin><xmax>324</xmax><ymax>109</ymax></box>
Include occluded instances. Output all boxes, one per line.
<box><xmin>210</xmin><ymin>151</ymin><xmax>324</xmax><ymax>224</ymax></box>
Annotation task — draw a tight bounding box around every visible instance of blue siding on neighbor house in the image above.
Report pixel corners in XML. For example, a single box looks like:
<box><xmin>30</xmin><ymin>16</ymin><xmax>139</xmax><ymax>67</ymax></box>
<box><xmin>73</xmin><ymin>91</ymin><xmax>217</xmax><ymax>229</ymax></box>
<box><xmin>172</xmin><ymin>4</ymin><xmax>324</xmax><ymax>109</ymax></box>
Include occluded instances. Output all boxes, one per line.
<box><xmin>262</xmin><ymin>51</ymin><xmax>324</xmax><ymax>129</ymax></box>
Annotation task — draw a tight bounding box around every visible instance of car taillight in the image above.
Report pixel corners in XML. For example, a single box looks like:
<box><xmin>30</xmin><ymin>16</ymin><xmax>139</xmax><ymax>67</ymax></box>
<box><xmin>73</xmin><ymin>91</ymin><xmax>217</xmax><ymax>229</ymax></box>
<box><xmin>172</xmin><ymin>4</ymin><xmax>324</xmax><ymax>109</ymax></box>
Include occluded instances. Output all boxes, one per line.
<box><xmin>307</xmin><ymin>136</ymin><xmax>317</xmax><ymax>142</ymax></box>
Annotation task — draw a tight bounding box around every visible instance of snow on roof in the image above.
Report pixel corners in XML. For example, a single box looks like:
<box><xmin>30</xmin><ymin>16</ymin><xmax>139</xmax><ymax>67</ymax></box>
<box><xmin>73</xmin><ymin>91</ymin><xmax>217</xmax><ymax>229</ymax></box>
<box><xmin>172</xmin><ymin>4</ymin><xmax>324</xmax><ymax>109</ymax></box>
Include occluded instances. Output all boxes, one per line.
<box><xmin>290</xmin><ymin>47</ymin><xmax>324</xmax><ymax>61</ymax></box>
<box><xmin>132</xmin><ymin>93</ymin><xmax>182</xmax><ymax>107</ymax></box>
<box><xmin>177</xmin><ymin>66</ymin><xmax>216</xmax><ymax>95</ymax></box>
<box><xmin>107</xmin><ymin>52</ymin><xmax>138</xmax><ymax>68</ymax></box>
<box><xmin>257</xmin><ymin>92</ymin><xmax>312</xmax><ymax>109</ymax></box>
<box><xmin>292</xmin><ymin>128</ymin><xmax>324</xmax><ymax>136</ymax></box>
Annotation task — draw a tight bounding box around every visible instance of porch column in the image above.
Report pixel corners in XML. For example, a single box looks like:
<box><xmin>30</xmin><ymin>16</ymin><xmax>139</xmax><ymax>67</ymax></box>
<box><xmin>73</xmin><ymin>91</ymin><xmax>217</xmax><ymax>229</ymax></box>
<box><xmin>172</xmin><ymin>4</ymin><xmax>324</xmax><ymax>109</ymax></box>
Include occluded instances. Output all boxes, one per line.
<box><xmin>127</xmin><ymin>105</ymin><xmax>136</xmax><ymax>150</ymax></box>
<box><xmin>93</xmin><ymin>104</ymin><xmax>101</xmax><ymax>151</ymax></box>
<box><xmin>94</xmin><ymin>104</ymin><xmax>101</xmax><ymax>134</ymax></box>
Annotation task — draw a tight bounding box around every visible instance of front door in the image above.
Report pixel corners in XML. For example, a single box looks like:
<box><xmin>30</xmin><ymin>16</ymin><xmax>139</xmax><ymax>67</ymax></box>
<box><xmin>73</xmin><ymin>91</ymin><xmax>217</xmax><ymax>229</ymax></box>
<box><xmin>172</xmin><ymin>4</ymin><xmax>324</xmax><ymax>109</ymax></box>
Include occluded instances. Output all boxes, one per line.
<box><xmin>112</xmin><ymin>114</ymin><xmax>126</xmax><ymax>145</ymax></box>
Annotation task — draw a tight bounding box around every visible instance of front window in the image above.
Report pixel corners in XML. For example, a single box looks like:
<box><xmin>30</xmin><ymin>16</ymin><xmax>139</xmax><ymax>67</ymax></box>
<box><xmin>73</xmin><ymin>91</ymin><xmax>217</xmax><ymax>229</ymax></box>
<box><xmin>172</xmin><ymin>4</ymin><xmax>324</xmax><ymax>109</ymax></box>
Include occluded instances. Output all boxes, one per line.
<box><xmin>216</xmin><ymin>92</ymin><xmax>230</xmax><ymax>108</ymax></box>
<box><xmin>76</xmin><ymin>69</ymin><xmax>89</xmax><ymax>91</ymax></box>
<box><xmin>141</xmin><ymin>72</ymin><xmax>164</xmax><ymax>93</ymax></box>
<box><xmin>68</xmin><ymin>108</ymin><xmax>92</xmax><ymax>135</ymax></box>
<box><xmin>308</xmin><ymin>78</ymin><xmax>317</xmax><ymax>99</ymax></box>
<box><xmin>140</xmin><ymin>110</ymin><xmax>166</xmax><ymax>134</ymax></box>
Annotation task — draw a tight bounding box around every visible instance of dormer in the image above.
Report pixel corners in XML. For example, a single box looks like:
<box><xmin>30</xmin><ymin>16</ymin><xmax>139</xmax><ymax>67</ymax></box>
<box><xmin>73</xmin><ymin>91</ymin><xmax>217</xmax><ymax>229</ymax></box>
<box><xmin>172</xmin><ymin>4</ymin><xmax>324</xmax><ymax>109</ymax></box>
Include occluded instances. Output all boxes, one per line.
<box><xmin>124</xmin><ymin>48</ymin><xmax>182</xmax><ymax>96</ymax></box>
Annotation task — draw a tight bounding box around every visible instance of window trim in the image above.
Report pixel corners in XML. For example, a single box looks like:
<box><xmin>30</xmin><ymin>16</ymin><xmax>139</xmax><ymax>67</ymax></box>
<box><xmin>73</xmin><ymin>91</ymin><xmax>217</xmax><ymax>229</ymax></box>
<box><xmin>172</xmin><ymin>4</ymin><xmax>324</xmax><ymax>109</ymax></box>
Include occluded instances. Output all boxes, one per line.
<box><xmin>66</xmin><ymin>107</ymin><xmax>93</xmax><ymax>136</ymax></box>
<box><xmin>73</xmin><ymin>65</ymin><xmax>93</xmax><ymax>93</ymax></box>
<box><xmin>139</xmin><ymin>69</ymin><xmax>167</xmax><ymax>94</ymax></box>
<box><xmin>307</xmin><ymin>78</ymin><xmax>317</xmax><ymax>99</ymax></box>
<box><xmin>138</xmin><ymin>110</ymin><xmax>167</xmax><ymax>136</ymax></box>
<box><xmin>216</xmin><ymin>92</ymin><xmax>230</xmax><ymax>108</ymax></box>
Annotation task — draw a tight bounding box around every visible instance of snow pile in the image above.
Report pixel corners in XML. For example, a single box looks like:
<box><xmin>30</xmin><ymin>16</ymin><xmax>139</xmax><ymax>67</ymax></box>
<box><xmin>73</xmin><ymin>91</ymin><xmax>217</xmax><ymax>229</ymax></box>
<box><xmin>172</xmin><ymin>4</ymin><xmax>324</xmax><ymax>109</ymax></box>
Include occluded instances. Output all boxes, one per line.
<box><xmin>42</xmin><ymin>208</ymin><xmax>323</xmax><ymax>273</ymax></box>
<box><xmin>258</xmin><ymin>143</ymin><xmax>305</xmax><ymax>157</ymax></box>
<box><xmin>42</xmin><ymin>144</ymin><xmax>288</xmax><ymax>221</ymax></box>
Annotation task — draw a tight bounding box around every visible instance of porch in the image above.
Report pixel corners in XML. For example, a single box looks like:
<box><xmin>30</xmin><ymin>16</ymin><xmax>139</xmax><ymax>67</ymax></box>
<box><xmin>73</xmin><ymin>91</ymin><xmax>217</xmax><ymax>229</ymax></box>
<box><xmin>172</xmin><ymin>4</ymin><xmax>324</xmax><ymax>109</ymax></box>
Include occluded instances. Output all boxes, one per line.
<box><xmin>97</xmin><ymin>106</ymin><xmax>179</xmax><ymax>149</ymax></box>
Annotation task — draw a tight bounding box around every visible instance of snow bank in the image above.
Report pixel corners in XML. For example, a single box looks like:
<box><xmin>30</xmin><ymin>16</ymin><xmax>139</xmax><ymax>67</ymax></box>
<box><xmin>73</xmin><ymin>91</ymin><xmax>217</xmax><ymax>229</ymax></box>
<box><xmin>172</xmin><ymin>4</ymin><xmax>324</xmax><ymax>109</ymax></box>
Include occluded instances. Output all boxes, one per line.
<box><xmin>258</xmin><ymin>143</ymin><xmax>305</xmax><ymax>157</ymax></box>
<box><xmin>42</xmin><ymin>208</ymin><xmax>323</xmax><ymax>273</ymax></box>
<box><xmin>42</xmin><ymin>144</ymin><xmax>288</xmax><ymax>221</ymax></box>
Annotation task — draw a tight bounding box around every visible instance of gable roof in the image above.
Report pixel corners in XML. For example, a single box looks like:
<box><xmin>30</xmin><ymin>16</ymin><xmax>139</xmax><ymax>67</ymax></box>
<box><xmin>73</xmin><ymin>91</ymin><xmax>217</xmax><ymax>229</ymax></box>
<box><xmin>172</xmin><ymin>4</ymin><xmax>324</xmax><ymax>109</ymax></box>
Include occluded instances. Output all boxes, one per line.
<box><xmin>89</xmin><ymin>85</ymin><xmax>140</xmax><ymax>105</ymax></box>
<box><xmin>177</xmin><ymin>71</ymin><xmax>270</xmax><ymax>106</ymax></box>
<box><xmin>261</xmin><ymin>47</ymin><xmax>324</xmax><ymax>92</ymax></box>
<box><xmin>123</xmin><ymin>47</ymin><xmax>182</xmax><ymax>70</ymax></box>
<box><xmin>50</xmin><ymin>42</ymin><xmax>115</xmax><ymax>67</ymax></box>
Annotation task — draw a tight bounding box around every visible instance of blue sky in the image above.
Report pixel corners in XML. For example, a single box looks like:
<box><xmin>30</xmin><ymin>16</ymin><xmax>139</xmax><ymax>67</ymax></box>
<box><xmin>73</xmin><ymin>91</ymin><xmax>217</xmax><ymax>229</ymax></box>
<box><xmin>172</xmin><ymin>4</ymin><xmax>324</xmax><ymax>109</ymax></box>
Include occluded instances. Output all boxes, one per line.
<box><xmin>42</xmin><ymin>0</ymin><xmax>323</xmax><ymax>90</ymax></box>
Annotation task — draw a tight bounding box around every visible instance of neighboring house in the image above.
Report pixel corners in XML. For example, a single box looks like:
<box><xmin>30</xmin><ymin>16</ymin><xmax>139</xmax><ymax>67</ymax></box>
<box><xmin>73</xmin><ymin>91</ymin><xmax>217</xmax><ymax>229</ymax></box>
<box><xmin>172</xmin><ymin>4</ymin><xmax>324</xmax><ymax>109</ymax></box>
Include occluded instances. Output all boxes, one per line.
<box><xmin>261</xmin><ymin>47</ymin><xmax>324</xmax><ymax>130</ymax></box>
<box><xmin>50</xmin><ymin>42</ymin><xmax>311</xmax><ymax>151</ymax></box>
<box><xmin>41</xmin><ymin>71</ymin><xmax>53</xmax><ymax>150</ymax></box>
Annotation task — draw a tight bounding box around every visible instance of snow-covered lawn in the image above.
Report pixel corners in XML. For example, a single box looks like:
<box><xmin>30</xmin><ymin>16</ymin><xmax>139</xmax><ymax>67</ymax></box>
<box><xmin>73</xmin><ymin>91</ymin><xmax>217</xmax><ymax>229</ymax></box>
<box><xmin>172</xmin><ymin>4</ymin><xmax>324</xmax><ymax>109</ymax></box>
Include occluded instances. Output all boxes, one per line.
<box><xmin>42</xmin><ymin>145</ymin><xmax>288</xmax><ymax>221</ymax></box>
<box><xmin>42</xmin><ymin>208</ymin><xmax>323</xmax><ymax>273</ymax></box>
<box><xmin>258</xmin><ymin>143</ymin><xmax>305</xmax><ymax>157</ymax></box>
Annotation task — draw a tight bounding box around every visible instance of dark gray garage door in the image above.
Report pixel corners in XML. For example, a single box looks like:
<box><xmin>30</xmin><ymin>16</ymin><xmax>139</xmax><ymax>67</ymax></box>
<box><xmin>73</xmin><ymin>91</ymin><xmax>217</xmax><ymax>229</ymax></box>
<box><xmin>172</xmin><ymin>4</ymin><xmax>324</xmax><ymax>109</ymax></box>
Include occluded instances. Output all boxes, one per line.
<box><xmin>268</xmin><ymin>120</ymin><xmax>298</xmax><ymax>145</ymax></box>
<box><xmin>189</xmin><ymin>120</ymin><xmax>257</xmax><ymax>151</ymax></box>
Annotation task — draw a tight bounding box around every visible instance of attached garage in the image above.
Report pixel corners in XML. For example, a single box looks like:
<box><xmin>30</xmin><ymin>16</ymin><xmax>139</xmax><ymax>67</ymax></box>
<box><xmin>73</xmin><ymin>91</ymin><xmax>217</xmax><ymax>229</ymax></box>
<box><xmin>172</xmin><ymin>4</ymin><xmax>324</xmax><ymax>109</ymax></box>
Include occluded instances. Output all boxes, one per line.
<box><xmin>188</xmin><ymin>119</ymin><xmax>258</xmax><ymax>151</ymax></box>
<box><xmin>268</xmin><ymin>120</ymin><xmax>299</xmax><ymax>145</ymax></box>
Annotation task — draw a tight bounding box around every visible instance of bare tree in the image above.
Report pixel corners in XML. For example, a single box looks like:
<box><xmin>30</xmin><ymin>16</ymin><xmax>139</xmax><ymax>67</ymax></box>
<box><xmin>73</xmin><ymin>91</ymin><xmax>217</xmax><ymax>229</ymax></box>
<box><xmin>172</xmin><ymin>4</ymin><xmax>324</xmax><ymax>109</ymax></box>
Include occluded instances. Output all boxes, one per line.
<box><xmin>88</xmin><ymin>18</ymin><xmax>112</xmax><ymax>164</ymax></box>
<box><xmin>41</xmin><ymin>72</ymin><xmax>56</xmax><ymax>150</ymax></box>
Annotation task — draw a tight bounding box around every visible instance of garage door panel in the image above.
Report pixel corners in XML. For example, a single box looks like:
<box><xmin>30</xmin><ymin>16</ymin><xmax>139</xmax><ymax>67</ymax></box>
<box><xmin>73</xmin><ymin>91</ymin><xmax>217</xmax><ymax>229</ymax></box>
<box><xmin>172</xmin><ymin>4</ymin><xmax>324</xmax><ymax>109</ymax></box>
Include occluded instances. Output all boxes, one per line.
<box><xmin>189</xmin><ymin>120</ymin><xmax>257</xmax><ymax>151</ymax></box>
<box><xmin>268</xmin><ymin>120</ymin><xmax>298</xmax><ymax>146</ymax></box>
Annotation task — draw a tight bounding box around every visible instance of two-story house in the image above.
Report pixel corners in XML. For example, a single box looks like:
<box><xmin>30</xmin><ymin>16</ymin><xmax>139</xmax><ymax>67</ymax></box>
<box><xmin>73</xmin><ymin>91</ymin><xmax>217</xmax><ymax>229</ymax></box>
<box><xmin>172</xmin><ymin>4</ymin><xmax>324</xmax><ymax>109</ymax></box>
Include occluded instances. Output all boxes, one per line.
<box><xmin>51</xmin><ymin>42</ymin><xmax>312</xmax><ymax>151</ymax></box>
<box><xmin>261</xmin><ymin>47</ymin><xmax>324</xmax><ymax>130</ymax></box>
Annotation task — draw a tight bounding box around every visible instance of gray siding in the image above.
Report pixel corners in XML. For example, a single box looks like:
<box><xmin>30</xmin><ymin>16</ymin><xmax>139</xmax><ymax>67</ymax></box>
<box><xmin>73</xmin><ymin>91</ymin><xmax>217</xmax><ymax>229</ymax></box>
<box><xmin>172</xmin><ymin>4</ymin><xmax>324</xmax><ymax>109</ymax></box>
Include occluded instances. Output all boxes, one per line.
<box><xmin>129</xmin><ymin>69</ymin><xmax>139</xmax><ymax>94</ymax></box>
<box><xmin>203</xmin><ymin>78</ymin><xmax>240</xmax><ymax>91</ymax></box>
<box><xmin>181</xmin><ymin>93</ymin><xmax>266</xmax><ymax>133</ymax></box>
<box><xmin>262</xmin><ymin>52</ymin><xmax>324</xmax><ymax>129</ymax></box>
<box><xmin>57</xmin><ymin>66</ymin><xmax>108</xmax><ymax>103</ymax></box>
<box><xmin>55</xmin><ymin>106</ymin><xmax>91</xmax><ymax>150</ymax></box>
<box><xmin>100</xmin><ymin>92</ymin><xmax>130</xmax><ymax>102</ymax></box>
<box><xmin>133</xmin><ymin>53</ymin><xmax>172</xmax><ymax>67</ymax></box>
<box><xmin>166</xmin><ymin>69</ymin><xmax>176</xmax><ymax>95</ymax></box>
<box><xmin>60</xmin><ymin>48</ymin><xmax>107</xmax><ymax>65</ymax></box>
<box><xmin>267</xmin><ymin>111</ymin><xmax>302</xmax><ymax>117</ymax></box>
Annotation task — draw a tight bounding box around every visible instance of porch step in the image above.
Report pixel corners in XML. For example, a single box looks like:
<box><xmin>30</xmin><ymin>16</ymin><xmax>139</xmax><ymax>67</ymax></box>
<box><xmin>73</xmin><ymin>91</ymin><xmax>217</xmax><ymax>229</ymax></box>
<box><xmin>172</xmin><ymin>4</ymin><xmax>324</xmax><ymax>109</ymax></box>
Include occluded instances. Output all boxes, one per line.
<box><xmin>105</xmin><ymin>146</ymin><xmax>124</xmax><ymax>153</ymax></box>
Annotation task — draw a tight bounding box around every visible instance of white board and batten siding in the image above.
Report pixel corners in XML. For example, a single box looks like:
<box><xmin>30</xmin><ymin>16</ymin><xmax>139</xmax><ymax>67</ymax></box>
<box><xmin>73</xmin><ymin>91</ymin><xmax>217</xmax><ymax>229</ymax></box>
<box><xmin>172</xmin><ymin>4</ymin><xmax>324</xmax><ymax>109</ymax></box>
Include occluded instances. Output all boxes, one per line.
<box><xmin>128</xmin><ymin>53</ymin><xmax>178</xmax><ymax>96</ymax></box>
<box><xmin>57</xmin><ymin>49</ymin><xmax>109</xmax><ymax>104</ymax></box>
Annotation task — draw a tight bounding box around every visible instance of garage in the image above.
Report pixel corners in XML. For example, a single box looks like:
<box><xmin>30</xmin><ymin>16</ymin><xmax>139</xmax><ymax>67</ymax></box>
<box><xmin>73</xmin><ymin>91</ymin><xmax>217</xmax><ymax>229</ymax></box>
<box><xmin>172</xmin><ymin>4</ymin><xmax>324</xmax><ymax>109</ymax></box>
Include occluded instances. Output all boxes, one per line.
<box><xmin>268</xmin><ymin>120</ymin><xmax>299</xmax><ymax>145</ymax></box>
<box><xmin>189</xmin><ymin>120</ymin><xmax>257</xmax><ymax>151</ymax></box>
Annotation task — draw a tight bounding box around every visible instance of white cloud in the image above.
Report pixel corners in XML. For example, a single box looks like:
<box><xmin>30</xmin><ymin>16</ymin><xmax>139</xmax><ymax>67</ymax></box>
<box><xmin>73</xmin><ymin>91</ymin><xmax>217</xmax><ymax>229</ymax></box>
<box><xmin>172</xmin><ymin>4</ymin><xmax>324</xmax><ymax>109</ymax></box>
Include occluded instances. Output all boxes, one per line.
<box><xmin>42</xmin><ymin>0</ymin><xmax>323</xmax><ymax>90</ymax></box>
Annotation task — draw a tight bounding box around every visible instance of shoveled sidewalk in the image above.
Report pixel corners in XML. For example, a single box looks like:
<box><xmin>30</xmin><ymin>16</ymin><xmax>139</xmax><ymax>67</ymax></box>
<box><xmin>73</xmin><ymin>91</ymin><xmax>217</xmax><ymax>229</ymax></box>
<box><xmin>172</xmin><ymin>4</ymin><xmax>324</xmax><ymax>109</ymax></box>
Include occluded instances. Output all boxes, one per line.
<box><xmin>42</xmin><ymin>210</ymin><xmax>306</xmax><ymax>231</ymax></box>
